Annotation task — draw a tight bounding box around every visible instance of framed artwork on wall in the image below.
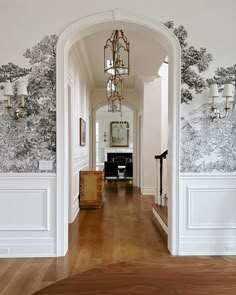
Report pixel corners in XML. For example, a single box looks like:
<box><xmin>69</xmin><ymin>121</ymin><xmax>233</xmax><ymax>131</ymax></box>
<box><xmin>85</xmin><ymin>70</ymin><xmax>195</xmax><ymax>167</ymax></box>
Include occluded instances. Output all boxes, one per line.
<box><xmin>80</xmin><ymin>118</ymin><xmax>86</xmax><ymax>146</ymax></box>
<box><xmin>110</xmin><ymin>121</ymin><xmax>129</xmax><ymax>147</ymax></box>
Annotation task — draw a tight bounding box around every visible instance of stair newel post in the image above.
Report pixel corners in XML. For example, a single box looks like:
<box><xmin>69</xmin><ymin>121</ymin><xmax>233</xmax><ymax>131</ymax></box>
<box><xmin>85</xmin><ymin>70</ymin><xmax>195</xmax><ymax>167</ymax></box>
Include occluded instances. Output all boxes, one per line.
<box><xmin>155</xmin><ymin>157</ymin><xmax>161</xmax><ymax>205</ymax></box>
<box><xmin>159</xmin><ymin>156</ymin><xmax>164</xmax><ymax>206</ymax></box>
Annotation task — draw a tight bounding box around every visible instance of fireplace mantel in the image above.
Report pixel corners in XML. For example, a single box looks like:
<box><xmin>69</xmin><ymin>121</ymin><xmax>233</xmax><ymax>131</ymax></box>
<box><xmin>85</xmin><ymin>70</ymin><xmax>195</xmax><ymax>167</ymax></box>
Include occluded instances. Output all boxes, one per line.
<box><xmin>104</xmin><ymin>148</ymin><xmax>133</xmax><ymax>161</ymax></box>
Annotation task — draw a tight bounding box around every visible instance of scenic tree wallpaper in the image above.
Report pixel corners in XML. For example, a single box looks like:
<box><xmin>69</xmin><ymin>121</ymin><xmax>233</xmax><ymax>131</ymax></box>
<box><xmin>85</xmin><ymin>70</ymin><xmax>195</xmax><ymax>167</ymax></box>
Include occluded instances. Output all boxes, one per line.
<box><xmin>0</xmin><ymin>21</ymin><xmax>235</xmax><ymax>173</ymax></box>
<box><xmin>165</xmin><ymin>21</ymin><xmax>236</xmax><ymax>172</ymax></box>
<box><xmin>0</xmin><ymin>35</ymin><xmax>57</xmax><ymax>172</ymax></box>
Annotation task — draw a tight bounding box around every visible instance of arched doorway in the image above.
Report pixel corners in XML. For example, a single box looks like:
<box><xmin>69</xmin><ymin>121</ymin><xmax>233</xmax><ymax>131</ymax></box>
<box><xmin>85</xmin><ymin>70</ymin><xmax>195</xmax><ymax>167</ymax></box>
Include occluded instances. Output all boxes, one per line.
<box><xmin>56</xmin><ymin>10</ymin><xmax>181</xmax><ymax>256</ymax></box>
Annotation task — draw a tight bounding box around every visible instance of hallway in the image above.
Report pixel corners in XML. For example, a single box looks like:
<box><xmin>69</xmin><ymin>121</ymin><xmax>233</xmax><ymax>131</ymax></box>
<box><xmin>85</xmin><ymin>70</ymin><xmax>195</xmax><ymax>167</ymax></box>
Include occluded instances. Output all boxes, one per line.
<box><xmin>0</xmin><ymin>181</ymin><xmax>167</xmax><ymax>295</ymax></box>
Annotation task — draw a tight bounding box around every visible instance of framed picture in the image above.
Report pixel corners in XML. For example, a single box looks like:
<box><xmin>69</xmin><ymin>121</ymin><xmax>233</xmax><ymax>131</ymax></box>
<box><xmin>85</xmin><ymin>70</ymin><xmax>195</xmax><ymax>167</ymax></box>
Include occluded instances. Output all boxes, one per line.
<box><xmin>110</xmin><ymin>121</ymin><xmax>129</xmax><ymax>147</ymax></box>
<box><xmin>80</xmin><ymin>118</ymin><xmax>86</xmax><ymax>146</ymax></box>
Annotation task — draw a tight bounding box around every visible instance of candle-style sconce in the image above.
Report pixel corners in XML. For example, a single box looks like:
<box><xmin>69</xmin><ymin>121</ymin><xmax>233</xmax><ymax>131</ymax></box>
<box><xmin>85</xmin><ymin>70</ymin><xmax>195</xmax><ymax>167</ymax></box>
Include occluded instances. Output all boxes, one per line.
<box><xmin>3</xmin><ymin>81</ymin><xmax>28</xmax><ymax>120</ymax></box>
<box><xmin>209</xmin><ymin>83</ymin><xmax>233</xmax><ymax>121</ymax></box>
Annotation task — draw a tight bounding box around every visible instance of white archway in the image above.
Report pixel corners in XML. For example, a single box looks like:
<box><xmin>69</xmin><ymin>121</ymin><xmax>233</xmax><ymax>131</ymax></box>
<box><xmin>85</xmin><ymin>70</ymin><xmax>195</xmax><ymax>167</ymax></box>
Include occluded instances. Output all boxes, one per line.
<box><xmin>56</xmin><ymin>10</ymin><xmax>181</xmax><ymax>256</ymax></box>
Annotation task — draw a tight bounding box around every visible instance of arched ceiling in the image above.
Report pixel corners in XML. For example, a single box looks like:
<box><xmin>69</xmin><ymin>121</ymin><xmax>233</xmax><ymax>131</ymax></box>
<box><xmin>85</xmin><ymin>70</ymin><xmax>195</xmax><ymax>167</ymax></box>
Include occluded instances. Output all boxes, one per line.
<box><xmin>74</xmin><ymin>28</ymin><xmax>167</xmax><ymax>89</ymax></box>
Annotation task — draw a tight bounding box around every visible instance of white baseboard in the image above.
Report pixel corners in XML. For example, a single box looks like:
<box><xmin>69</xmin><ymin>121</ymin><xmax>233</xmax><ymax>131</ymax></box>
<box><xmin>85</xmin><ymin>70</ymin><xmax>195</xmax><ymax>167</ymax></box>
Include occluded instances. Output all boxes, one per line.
<box><xmin>0</xmin><ymin>238</ymin><xmax>56</xmax><ymax>258</ymax></box>
<box><xmin>152</xmin><ymin>208</ymin><xmax>168</xmax><ymax>234</ymax></box>
<box><xmin>141</xmin><ymin>187</ymin><xmax>155</xmax><ymax>195</ymax></box>
<box><xmin>179</xmin><ymin>237</ymin><xmax>236</xmax><ymax>255</ymax></box>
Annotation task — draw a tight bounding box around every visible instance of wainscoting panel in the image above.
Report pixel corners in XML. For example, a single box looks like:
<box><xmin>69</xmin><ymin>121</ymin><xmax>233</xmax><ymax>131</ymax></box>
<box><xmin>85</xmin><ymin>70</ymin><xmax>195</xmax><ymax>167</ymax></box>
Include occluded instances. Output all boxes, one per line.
<box><xmin>69</xmin><ymin>155</ymin><xmax>88</xmax><ymax>223</ymax></box>
<box><xmin>0</xmin><ymin>174</ymin><xmax>56</xmax><ymax>257</ymax></box>
<box><xmin>180</xmin><ymin>174</ymin><xmax>236</xmax><ymax>255</ymax></box>
<box><xmin>0</xmin><ymin>188</ymin><xmax>48</xmax><ymax>231</ymax></box>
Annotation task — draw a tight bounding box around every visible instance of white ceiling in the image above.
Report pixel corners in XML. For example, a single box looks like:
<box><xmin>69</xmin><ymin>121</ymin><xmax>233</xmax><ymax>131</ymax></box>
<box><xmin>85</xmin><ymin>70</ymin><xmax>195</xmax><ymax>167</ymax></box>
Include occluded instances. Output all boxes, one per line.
<box><xmin>74</xmin><ymin>29</ymin><xmax>167</xmax><ymax>89</ymax></box>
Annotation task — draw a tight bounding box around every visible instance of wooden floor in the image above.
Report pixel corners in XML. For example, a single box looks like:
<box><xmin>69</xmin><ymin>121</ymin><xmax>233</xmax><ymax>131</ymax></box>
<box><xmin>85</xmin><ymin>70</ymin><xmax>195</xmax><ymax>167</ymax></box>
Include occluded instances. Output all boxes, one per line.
<box><xmin>1</xmin><ymin>181</ymin><xmax>236</xmax><ymax>295</ymax></box>
<box><xmin>34</xmin><ymin>259</ymin><xmax>236</xmax><ymax>294</ymax></box>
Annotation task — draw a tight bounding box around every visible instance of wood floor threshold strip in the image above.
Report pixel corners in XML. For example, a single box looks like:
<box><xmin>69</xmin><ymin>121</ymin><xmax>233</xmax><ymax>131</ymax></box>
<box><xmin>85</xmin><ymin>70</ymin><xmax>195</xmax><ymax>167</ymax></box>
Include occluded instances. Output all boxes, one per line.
<box><xmin>152</xmin><ymin>207</ymin><xmax>168</xmax><ymax>234</ymax></box>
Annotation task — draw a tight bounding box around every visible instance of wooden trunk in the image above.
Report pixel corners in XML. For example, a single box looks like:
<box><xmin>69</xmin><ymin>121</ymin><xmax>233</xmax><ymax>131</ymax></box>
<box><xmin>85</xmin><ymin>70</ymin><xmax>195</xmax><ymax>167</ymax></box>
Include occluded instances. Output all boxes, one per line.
<box><xmin>79</xmin><ymin>168</ymin><xmax>104</xmax><ymax>209</ymax></box>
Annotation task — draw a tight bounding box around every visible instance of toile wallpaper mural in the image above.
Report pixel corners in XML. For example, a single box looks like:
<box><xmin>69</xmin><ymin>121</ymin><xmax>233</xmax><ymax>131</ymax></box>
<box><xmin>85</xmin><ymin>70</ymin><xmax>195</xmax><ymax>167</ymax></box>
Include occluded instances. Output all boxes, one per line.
<box><xmin>0</xmin><ymin>22</ymin><xmax>235</xmax><ymax>173</ymax></box>
<box><xmin>164</xmin><ymin>21</ymin><xmax>236</xmax><ymax>173</ymax></box>
<box><xmin>0</xmin><ymin>35</ymin><xmax>58</xmax><ymax>173</ymax></box>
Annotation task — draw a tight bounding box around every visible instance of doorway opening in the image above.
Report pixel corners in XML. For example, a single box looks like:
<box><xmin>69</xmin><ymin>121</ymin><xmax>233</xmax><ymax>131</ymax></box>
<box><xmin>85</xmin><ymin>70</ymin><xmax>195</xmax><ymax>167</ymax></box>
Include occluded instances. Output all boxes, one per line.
<box><xmin>95</xmin><ymin>104</ymin><xmax>134</xmax><ymax>181</ymax></box>
<box><xmin>56</xmin><ymin>10</ymin><xmax>181</xmax><ymax>256</ymax></box>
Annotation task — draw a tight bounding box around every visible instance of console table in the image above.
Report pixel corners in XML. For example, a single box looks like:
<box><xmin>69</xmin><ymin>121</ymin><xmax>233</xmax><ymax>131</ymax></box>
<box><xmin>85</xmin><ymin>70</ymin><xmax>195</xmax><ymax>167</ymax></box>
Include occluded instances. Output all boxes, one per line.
<box><xmin>79</xmin><ymin>167</ymin><xmax>104</xmax><ymax>209</ymax></box>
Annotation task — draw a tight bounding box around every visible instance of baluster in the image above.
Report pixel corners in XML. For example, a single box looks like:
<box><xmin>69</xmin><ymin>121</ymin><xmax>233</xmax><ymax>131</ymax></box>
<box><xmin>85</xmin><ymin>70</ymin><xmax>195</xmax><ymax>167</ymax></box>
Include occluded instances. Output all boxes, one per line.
<box><xmin>162</xmin><ymin>157</ymin><xmax>167</xmax><ymax>207</ymax></box>
<box><xmin>155</xmin><ymin>158</ymin><xmax>161</xmax><ymax>205</ymax></box>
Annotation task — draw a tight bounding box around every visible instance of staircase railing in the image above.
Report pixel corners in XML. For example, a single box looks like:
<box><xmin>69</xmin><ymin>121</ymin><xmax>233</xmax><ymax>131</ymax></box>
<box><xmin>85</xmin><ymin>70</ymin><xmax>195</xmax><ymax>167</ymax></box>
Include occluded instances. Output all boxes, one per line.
<box><xmin>154</xmin><ymin>150</ymin><xmax>168</xmax><ymax>206</ymax></box>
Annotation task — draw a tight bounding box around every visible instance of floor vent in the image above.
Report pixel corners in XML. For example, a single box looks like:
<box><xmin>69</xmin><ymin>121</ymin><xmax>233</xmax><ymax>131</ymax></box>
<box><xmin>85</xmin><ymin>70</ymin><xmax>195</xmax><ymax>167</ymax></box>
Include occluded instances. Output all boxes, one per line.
<box><xmin>0</xmin><ymin>248</ymin><xmax>9</xmax><ymax>255</ymax></box>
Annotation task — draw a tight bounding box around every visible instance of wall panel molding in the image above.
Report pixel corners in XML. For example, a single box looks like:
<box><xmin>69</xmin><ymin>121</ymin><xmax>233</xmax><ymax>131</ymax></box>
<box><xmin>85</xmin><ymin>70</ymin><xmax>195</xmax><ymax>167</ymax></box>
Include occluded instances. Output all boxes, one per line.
<box><xmin>180</xmin><ymin>174</ymin><xmax>236</xmax><ymax>255</ymax></box>
<box><xmin>0</xmin><ymin>174</ymin><xmax>56</xmax><ymax>257</ymax></box>
<box><xmin>187</xmin><ymin>187</ymin><xmax>236</xmax><ymax>230</ymax></box>
<box><xmin>0</xmin><ymin>188</ymin><xmax>49</xmax><ymax>231</ymax></box>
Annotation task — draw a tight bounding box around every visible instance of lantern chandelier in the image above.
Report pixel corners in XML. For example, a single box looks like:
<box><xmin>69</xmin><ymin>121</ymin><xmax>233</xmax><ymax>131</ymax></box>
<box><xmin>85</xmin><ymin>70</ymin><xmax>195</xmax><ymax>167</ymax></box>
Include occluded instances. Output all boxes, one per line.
<box><xmin>209</xmin><ymin>83</ymin><xmax>233</xmax><ymax>121</ymax></box>
<box><xmin>104</xmin><ymin>30</ymin><xmax>130</xmax><ymax>112</ymax></box>
<box><xmin>107</xmin><ymin>73</ymin><xmax>124</xmax><ymax>112</ymax></box>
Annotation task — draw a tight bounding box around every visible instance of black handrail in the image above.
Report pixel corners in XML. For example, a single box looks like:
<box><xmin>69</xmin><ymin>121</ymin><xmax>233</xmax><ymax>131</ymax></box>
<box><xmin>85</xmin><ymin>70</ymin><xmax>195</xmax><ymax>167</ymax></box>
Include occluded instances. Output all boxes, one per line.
<box><xmin>154</xmin><ymin>150</ymin><xmax>168</xmax><ymax>160</ymax></box>
<box><xmin>154</xmin><ymin>150</ymin><xmax>168</xmax><ymax>198</ymax></box>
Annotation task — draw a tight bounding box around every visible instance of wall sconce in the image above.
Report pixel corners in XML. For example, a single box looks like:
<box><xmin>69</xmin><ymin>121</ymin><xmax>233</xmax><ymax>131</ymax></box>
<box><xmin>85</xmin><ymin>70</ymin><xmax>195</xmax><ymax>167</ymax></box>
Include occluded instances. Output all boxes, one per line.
<box><xmin>104</xmin><ymin>132</ymin><xmax>107</xmax><ymax>142</ymax></box>
<box><xmin>3</xmin><ymin>81</ymin><xmax>28</xmax><ymax>120</ymax></box>
<box><xmin>209</xmin><ymin>83</ymin><xmax>233</xmax><ymax>121</ymax></box>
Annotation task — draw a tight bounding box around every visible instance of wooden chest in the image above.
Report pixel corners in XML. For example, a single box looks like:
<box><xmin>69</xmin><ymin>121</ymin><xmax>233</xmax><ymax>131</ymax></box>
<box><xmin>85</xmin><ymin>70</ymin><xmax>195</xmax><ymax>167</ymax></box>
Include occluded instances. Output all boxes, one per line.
<box><xmin>79</xmin><ymin>168</ymin><xmax>104</xmax><ymax>209</ymax></box>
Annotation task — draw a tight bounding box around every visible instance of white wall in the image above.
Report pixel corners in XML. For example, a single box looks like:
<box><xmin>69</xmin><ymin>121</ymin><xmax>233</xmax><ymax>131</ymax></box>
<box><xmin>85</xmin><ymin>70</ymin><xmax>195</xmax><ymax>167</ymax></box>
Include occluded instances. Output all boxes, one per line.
<box><xmin>96</xmin><ymin>105</ymin><xmax>134</xmax><ymax>164</ymax></box>
<box><xmin>68</xmin><ymin>45</ymin><xmax>91</xmax><ymax>223</ymax></box>
<box><xmin>141</xmin><ymin>78</ymin><xmax>162</xmax><ymax>195</ymax></box>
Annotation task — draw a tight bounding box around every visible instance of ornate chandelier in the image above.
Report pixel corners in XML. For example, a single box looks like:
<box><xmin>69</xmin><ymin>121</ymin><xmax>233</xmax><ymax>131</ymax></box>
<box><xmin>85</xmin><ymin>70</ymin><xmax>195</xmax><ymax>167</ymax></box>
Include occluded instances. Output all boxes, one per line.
<box><xmin>107</xmin><ymin>73</ymin><xmax>124</xmax><ymax>112</ymax></box>
<box><xmin>104</xmin><ymin>30</ymin><xmax>129</xmax><ymax>76</ymax></box>
<box><xmin>104</xmin><ymin>30</ymin><xmax>130</xmax><ymax>112</ymax></box>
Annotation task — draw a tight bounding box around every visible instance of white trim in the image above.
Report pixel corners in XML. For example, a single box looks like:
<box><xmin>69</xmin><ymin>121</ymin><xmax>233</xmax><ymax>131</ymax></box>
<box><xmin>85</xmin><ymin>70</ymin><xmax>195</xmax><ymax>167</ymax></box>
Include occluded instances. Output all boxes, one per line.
<box><xmin>180</xmin><ymin>237</ymin><xmax>236</xmax><ymax>256</ymax></box>
<box><xmin>56</xmin><ymin>10</ymin><xmax>181</xmax><ymax>256</ymax></box>
<box><xmin>152</xmin><ymin>208</ymin><xmax>168</xmax><ymax>234</ymax></box>
<box><xmin>0</xmin><ymin>173</ymin><xmax>56</xmax><ymax>178</ymax></box>
<box><xmin>141</xmin><ymin>187</ymin><xmax>156</xmax><ymax>195</ymax></box>
<box><xmin>181</xmin><ymin>173</ymin><xmax>236</xmax><ymax>179</ymax></box>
